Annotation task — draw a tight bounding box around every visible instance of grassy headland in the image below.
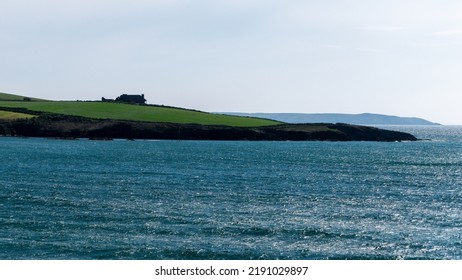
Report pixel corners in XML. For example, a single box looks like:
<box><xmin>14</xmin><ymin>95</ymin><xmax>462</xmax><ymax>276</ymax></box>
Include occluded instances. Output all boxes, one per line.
<box><xmin>0</xmin><ymin>99</ymin><xmax>280</xmax><ymax>127</ymax></box>
<box><xmin>0</xmin><ymin>92</ymin><xmax>418</xmax><ymax>141</ymax></box>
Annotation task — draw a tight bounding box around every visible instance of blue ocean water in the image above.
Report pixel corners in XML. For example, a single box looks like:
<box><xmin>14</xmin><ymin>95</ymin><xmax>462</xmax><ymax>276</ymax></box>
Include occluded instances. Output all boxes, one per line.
<box><xmin>1</xmin><ymin>126</ymin><xmax>462</xmax><ymax>260</ymax></box>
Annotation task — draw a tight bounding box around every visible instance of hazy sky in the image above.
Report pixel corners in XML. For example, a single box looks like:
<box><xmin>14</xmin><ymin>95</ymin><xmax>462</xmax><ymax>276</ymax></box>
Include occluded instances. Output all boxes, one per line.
<box><xmin>2</xmin><ymin>0</ymin><xmax>462</xmax><ymax>124</ymax></box>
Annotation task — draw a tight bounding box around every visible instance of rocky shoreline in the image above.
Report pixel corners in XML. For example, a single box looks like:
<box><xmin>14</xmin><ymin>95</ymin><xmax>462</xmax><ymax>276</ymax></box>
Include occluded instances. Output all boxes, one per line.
<box><xmin>0</xmin><ymin>113</ymin><xmax>418</xmax><ymax>141</ymax></box>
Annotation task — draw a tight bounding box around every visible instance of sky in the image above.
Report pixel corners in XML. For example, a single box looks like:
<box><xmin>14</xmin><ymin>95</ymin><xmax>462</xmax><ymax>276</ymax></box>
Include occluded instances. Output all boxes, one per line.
<box><xmin>1</xmin><ymin>0</ymin><xmax>462</xmax><ymax>124</ymax></box>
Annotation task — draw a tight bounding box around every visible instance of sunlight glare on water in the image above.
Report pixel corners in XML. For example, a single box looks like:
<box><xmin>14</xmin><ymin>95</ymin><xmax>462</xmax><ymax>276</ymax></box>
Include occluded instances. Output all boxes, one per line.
<box><xmin>1</xmin><ymin>126</ymin><xmax>462</xmax><ymax>259</ymax></box>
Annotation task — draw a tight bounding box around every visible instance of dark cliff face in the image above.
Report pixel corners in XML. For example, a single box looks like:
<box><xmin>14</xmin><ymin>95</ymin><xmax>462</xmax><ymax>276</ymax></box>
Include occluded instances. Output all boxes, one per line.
<box><xmin>0</xmin><ymin>114</ymin><xmax>417</xmax><ymax>141</ymax></box>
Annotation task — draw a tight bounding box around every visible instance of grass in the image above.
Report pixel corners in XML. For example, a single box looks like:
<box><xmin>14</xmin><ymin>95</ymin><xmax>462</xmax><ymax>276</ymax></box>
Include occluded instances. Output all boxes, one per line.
<box><xmin>0</xmin><ymin>110</ymin><xmax>35</xmax><ymax>120</ymax></box>
<box><xmin>0</xmin><ymin>101</ymin><xmax>281</xmax><ymax>127</ymax></box>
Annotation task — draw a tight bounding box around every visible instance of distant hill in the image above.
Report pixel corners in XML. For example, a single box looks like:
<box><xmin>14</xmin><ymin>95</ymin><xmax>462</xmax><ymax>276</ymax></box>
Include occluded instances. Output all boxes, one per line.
<box><xmin>220</xmin><ymin>113</ymin><xmax>440</xmax><ymax>125</ymax></box>
<box><xmin>0</xmin><ymin>92</ymin><xmax>47</xmax><ymax>101</ymax></box>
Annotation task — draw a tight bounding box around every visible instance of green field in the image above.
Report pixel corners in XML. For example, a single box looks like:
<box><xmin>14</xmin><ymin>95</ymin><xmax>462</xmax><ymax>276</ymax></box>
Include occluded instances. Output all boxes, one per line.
<box><xmin>0</xmin><ymin>100</ymin><xmax>281</xmax><ymax>127</ymax></box>
<box><xmin>0</xmin><ymin>110</ymin><xmax>35</xmax><ymax>120</ymax></box>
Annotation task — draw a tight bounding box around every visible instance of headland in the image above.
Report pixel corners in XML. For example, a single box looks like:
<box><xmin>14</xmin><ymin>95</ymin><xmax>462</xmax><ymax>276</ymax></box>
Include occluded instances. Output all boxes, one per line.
<box><xmin>0</xmin><ymin>92</ymin><xmax>417</xmax><ymax>141</ymax></box>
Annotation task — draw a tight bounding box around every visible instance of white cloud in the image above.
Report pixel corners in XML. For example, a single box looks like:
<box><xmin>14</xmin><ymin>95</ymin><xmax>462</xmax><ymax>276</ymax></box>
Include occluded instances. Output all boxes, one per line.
<box><xmin>435</xmin><ymin>29</ymin><xmax>462</xmax><ymax>36</ymax></box>
<box><xmin>320</xmin><ymin>44</ymin><xmax>343</xmax><ymax>50</ymax></box>
<box><xmin>412</xmin><ymin>42</ymin><xmax>447</xmax><ymax>48</ymax></box>
<box><xmin>356</xmin><ymin>47</ymin><xmax>382</xmax><ymax>53</ymax></box>
<box><xmin>359</xmin><ymin>26</ymin><xmax>402</xmax><ymax>32</ymax></box>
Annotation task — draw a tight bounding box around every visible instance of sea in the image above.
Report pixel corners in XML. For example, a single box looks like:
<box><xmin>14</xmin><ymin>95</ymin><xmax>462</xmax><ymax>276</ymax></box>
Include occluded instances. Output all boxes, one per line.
<box><xmin>1</xmin><ymin>125</ymin><xmax>462</xmax><ymax>260</ymax></box>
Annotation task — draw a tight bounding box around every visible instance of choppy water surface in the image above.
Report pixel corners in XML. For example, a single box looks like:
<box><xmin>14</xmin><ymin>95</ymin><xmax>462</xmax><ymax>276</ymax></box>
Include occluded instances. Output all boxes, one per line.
<box><xmin>1</xmin><ymin>126</ymin><xmax>462</xmax><ymax>259</ymax></box>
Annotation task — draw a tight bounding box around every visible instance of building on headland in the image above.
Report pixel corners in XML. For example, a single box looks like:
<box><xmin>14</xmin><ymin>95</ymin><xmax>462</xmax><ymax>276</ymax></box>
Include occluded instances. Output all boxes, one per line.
<box><xmin>102</xmin><ymin>94</ymin><xmax>146</xmax><ymax>104</ymax></box>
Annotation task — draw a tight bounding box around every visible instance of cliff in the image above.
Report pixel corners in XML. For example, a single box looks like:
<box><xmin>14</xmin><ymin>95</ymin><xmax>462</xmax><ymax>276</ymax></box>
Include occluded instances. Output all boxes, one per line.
<box><xmin>0</xmin><ymin>114</ymin><xmax>417</xmax><ymax>141</ymax></box>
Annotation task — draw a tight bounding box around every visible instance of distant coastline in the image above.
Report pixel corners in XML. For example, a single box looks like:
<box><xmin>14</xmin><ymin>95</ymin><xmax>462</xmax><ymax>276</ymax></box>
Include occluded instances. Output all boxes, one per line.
<box><xmin>220</xmin><ymin>113</ymin><xmax>440</xmax><ymax>126</ymax></box>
